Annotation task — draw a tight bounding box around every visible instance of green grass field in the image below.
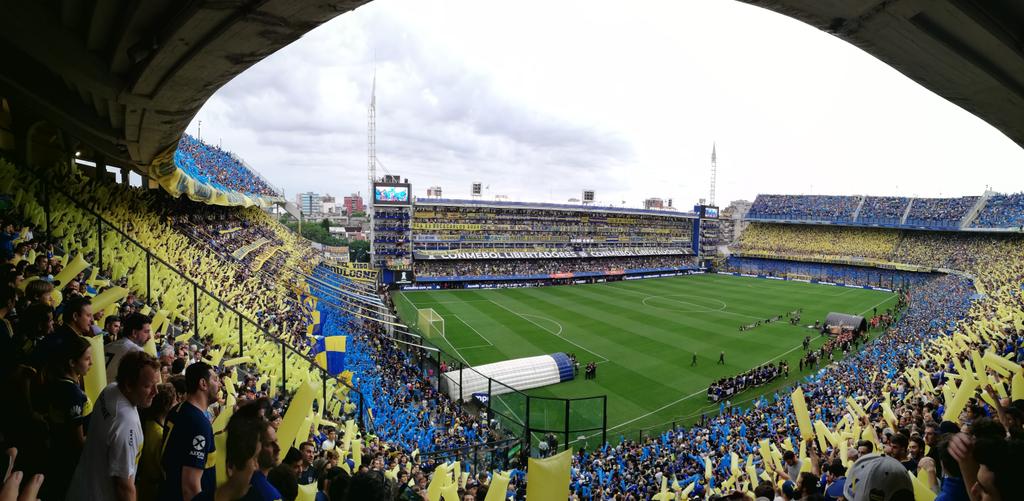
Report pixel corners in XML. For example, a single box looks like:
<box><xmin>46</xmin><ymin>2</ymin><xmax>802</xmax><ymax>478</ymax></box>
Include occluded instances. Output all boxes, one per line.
<box><xmin>395</xmin><ymin>273</ymin><xmax>897</xmax><ymax>439</ymax></box>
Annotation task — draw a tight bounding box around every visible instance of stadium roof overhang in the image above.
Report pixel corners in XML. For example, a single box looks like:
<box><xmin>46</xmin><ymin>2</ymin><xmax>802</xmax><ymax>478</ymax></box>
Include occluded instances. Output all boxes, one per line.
<box><xmin>0</xmin><ymin>0</ymin><xmax>368</xmax><ymax>170</ymax></box>
<box><xmin>740</xmin><ymin>0</ymin><xmax>1024</xmax><ymax>149</ymax></box>
<box><xmin>1</xmin><ymin>0</ymin><xmax>1022</xmax><ymax>174</ymax></box>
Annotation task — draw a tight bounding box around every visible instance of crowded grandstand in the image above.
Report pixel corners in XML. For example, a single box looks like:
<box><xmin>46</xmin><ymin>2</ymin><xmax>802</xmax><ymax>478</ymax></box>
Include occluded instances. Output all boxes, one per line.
<box><xmin>409</xmin><ymin>200</ymin><xmax>698</xmax><ymax>287</ymax></box>
<box><xmin>4</xmin><ymin>146</ymin><xmax>1024</xmax><ymax>500</ymax></box>
<box><xmin>2</xmin><ymin>1</ymin><xmax>1024</xmax><ymax>500</ymax></box>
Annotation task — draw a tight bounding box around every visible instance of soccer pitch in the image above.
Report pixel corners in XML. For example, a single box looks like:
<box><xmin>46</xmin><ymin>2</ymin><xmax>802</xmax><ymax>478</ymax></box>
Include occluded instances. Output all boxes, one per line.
<box><xmin>395</xmin><ymin>273</ymin><xmax>897</xmax><ymax>438</ymax></box>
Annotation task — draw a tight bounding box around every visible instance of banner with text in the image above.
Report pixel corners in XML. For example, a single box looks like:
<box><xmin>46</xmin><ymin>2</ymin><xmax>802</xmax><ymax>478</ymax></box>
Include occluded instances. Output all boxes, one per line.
<box><xmin>413</xmin><ymin>248</ymin><xmax>687</xmax><ymax>260</ymax></box>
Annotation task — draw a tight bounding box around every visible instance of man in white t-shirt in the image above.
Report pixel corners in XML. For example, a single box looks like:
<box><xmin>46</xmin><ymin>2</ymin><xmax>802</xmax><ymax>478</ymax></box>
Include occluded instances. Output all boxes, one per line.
<box><xmin>105</xmin><ymin>312</ymin><xmax>152</xmax><ymax>383</ymax></box>
<box><xmin>67</xmin><ymin>351</ymin><xmax>160</xmax><ymax>501</ymax></box>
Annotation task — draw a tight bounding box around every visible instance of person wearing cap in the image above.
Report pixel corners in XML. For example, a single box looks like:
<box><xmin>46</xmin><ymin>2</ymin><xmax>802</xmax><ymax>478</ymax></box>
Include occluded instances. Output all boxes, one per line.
<box><xmin>843</xmin><ymin>453</ymin><xmax>914</xmax><ymax>501</ymax></box>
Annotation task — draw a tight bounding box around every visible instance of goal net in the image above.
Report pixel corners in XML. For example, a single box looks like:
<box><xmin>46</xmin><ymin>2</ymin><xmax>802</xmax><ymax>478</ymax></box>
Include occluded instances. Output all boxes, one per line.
<box><xmin>417</xmin><ymin>308</ymin><xmax>445</xmax><ymax>338</ymax></box>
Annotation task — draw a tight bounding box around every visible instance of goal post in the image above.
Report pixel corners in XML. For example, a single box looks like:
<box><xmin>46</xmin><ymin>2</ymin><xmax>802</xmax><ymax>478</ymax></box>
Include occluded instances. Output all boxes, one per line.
<box><xmin>417</xmin><ymin>308</ymin><xmax>445</xmax><ymax>338</ymax></box>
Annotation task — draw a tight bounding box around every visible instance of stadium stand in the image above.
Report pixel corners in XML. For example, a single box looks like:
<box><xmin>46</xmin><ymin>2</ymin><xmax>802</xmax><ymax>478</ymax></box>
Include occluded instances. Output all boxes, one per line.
<box><xmin>746</xmin><ymin>195</ymin><xmax>861</xmax><ymax>222</ymax></box>
<box><xmin>4</xmin><ymin>151</ymin><xmax>1024</xmax><ymax>501</ymax></box>
<box><xmin>904</xmin><ymin>196</ymin><xmax>978</xmax><ymax>229</ymax></box>
<box><xmin>175</xmin><ymin>134</ymin><xmax>281</xmax><ymax>198</ymax></box>
<box><xmin>972</xmin><ymin>193</ymin><xmax>1024</xmax><ymax>228</ymax></box>
<box><xmin>725</xmin><ymin>257</ymin><xmax>936</xmax><ymax>289</ymax></box>
<box><xmin>410</xmin><ymin>200</ymin><xmax>695</xmax><ymax>285</ymax></box>
<box><xmin>415</xmin><ymin>255</ymin><xmax>691</xmax><ymax>279</ymax></box>
<box><xmin>744</xmin><ymin>193</ymin><xmax>1012</xmax><ymax>230</ymax></box>
<box><xmin>412</xmin><ymin>200</ymin><xmax>692</xmax><ymax>253</ymax></box>
<box><xmin>736</xmin><ymin>223</ymin><xmax>900</xmax><ymax>262</ymax></box>
<box><xmin>856</xmin><ymin>196</ymin><xmax>909</xmax><ymax>225</ymax></box>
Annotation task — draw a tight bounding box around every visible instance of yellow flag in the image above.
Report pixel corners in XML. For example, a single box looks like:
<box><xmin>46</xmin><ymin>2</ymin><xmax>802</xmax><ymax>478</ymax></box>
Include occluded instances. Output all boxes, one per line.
<box><xmin>222</xmin><ymin>356</ymin><xmax>252</xmax><ymax>367</ymax></box>
<box><xmin>943</xmin><ymin>376</ymin><xmax>978</xmax><ymax>422</ymax></box>
<box><xmin>213</xmin><ymin>393</ymin><xmax>236</xmax><ymax>434</ymax></box>
<box><xmin>83</xmin><ymin>335</ymin><xmax>107</xmax><ymax>416</ymax></box>
<box><xmin>215</xmin><ymin>431</ymin><xmax>229</xmax><ymax>487</ymax></box>
<box><xmin>297</xmin><ymin>483</ymin><xmax>317</xmax><ymax>501</ymax></box>
<box><xmin>91</xmin><ymin>286</ymin><xmax>129</xmax><ymax>312</ymax></box>
<box><xmin>909</xmin><ymin>470</ymin><xmax>936</xmax><ymax>501</ymax></box>
<box><xmin>53</xmin><ymin>253</ymin><xmax>90</xmax><ymax>287</ymax></box>
<box><xmin>1012</xmin><ymin>371</ymin><xmax>1024</xmax><ymax>401</ymax></box>
<box><xmin>277</xmin><ymin>379</ymin><xmax>318</xmax><ymax>462</ymax></box>
<box><xmin>526</xmin><ymin>449</ymin><xmax>572</xmax><ymax>501</ymax></box>
<box><xmin>484</xmin><ymin>472</ymin><xmax>511</xmax><ymax>501</ymax></box>
<box><xmin>791</xmin><ymin>387</ymin><xmax>814</xmax><ymax>440</ymax></box>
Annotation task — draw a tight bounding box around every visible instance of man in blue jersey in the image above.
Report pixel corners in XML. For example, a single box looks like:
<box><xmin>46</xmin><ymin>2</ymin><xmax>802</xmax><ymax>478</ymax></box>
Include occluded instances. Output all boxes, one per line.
<box><xmin>226</xmin><ymin>398</ymin><xmax>284</xmax><ymax>501</ymax></box>
<box><xmin>159</xmin><ymin>362</ymin><xmax>221</xmax><ymax>501</ymax></box>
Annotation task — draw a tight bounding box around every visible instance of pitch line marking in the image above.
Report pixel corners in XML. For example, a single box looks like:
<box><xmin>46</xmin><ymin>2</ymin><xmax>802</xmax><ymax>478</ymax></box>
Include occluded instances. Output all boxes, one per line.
<box><xmin>635</xmin><ymin>292</ymin><xmax>763</xmax><ymax>320</ymax></box>
<box><xmin>518</xmin><ymin>313</ymin><xmax>563</xmax><ymax>336</ymax></box>
<box><xmin>488</xmin><ymin>300</ymin><xmax>609</xmax><ymax>363</ymax></box>
<box><xmin>415</xmin><ymin>299</ymin><xmax>492</xmax><ymax>305</ymax></box>
<box><xmin>457</xmin><ymin>344</ymin><xmax>493</xmax><ymax>350</ymax></box>
<box><xmin>452</xmin><ymin>314</ymin><xmax>495</xmax><ymax>347</ymax></box>
<box><xmin>858</xmin><ymin>294</ymin><xmax>898</xmax><ymax>316</ymax></box>
<box><xmin>641</xmin><ymin>294</ymin><xmax>728</xmax><ymax>312</ymax></box>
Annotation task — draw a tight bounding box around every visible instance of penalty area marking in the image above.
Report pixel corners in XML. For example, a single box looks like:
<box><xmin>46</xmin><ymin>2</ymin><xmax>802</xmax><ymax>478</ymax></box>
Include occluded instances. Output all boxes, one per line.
<box><xmin>488</xmin><ymin>299</ymin><xmax>609</xmax><ymax>363</ymax></box>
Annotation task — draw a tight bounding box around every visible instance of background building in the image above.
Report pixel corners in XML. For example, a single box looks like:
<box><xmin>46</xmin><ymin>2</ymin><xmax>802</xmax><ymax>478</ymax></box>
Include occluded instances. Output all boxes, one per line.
<box><xmin>321</xmin><ymin>194</ymin><xmax>336</xmax><ymax>214</ymax></box>
<box><xmin>297</xmin><ymin>192</ymin><xmax>322</xmax><ymax>217</ymax></box>
<box><xmin>343</xmin><ymin>193</ymin><xmax>365</xmax><ymax>215</ymax></box>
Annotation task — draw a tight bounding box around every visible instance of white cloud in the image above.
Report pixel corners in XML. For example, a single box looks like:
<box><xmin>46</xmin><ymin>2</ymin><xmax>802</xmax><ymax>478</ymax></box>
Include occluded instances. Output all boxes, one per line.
<box><xmin>190</xmin><ymin>0</ymin><xmax>1024</xmax><ymax>206</ymax></box>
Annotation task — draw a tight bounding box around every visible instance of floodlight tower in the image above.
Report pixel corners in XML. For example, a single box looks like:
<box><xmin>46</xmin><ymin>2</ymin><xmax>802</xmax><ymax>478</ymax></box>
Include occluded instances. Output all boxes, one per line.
<box><xmin>709</xmin><ymin>142</ymin><xmax>717</xmax><ymax>206</ymax></box>
<box><xmin>368</xmin><ymin>74</ymin><xmax>377</xmax><ymax>264</ymax></box>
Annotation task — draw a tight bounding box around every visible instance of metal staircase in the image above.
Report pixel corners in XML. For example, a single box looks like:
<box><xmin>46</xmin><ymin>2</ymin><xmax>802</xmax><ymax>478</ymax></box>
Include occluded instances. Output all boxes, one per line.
<box><xmin>851</xmin><ymin>195</ymin><xmax>867</xmax><ymax>222</ymax></box>
<box><xmin>960</xmin><ymin>191</ymin><xmax>994</xmax><ymax>229</ymax></box>
<box><xmin>900</xmin><ymin>199</ymin><xmax>914</xmax><ymax>225</ymax></box>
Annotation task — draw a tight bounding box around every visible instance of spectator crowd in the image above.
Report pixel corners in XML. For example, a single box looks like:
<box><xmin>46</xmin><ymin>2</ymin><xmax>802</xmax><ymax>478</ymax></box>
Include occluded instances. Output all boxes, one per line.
<box><xmin>175</xmin><ymin>134</ymin><xmax>281</xmax><ymax>198</ymax></box>
<box><xmin>415</xmin><ymin>255</ymin><xmax>693</xmax><ymax>279</ymax></box>
<box><xmin>2</xmin><ymin>156</ymin><xmax>1024</xmax><ymax>501</ymax></box>
<box><xmin>412</xmin><ymin>203</ymin><xmax>692</xmax><ymax>256</ymax></box>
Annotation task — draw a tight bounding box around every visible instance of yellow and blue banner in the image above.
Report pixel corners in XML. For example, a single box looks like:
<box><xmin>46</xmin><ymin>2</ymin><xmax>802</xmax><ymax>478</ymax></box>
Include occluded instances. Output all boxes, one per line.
<box><xmin>313</xmin><ymin>335</ymin><xmax>346</xmax><ymax>375</ymax></box>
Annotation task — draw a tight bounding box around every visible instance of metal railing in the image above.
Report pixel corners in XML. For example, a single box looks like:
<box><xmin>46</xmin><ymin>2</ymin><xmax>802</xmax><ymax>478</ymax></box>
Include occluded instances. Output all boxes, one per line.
<box><xmin>28</xmin><ymin>167</ymin><xmax>368</xmax><ymax>428</ymax></box>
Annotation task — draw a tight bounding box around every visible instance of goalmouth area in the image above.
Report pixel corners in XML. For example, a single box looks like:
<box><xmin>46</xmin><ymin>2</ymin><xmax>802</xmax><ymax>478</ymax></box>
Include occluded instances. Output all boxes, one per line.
<box><xmin>394</xmin><ymin>273</ymin><xmax>898</xmax><ymax>439</ymax></box>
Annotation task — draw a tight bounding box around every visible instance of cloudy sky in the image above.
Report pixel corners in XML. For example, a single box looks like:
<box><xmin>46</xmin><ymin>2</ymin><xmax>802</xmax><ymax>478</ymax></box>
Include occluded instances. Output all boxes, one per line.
<box><xmin>190</xmin><ymin>0</ymin><xmax>1024</xmax><ymax>208</ymax></box>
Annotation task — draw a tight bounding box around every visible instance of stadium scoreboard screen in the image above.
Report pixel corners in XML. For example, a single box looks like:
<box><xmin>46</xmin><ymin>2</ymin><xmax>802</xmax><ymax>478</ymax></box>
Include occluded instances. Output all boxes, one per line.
<box><xmin>373</xmin><ymin>183</ymin><xmax>411</xmax><ymax>206</ymax></box>
<box><xmin>701</xmin><ymin>205</ymin><xmax>719</xmax><ymax>219</ymax></box>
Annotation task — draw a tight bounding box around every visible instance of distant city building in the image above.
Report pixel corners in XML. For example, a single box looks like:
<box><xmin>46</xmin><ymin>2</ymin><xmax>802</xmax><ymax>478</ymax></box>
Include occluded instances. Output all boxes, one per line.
<box><xmin>426</xmin><ymin>186</ymin><xmax>443</xmax><ymax>198</ymax></box>
<box><xmin>343</xmin><ymin>193</ymin><xmax>365</xmax><ymax>214</ymax></box>
<box><xmin>297</xmin><ymin>192</ymin><xmax>322</xmax><ymax>217</ymax></box>
<box><xmin>644</xmin><ymin>197</ymin><xmax>665</xmax><ymax>210</ymax></box>
<box><xmin>720</xmin><ymin>199</ymin><xmax>753</xmax><ymax>244</ymax></box>
<box><xmin>321</xmin><ymin>194</ymin><xmax>336</xmax><ymax>214</ymax></box>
